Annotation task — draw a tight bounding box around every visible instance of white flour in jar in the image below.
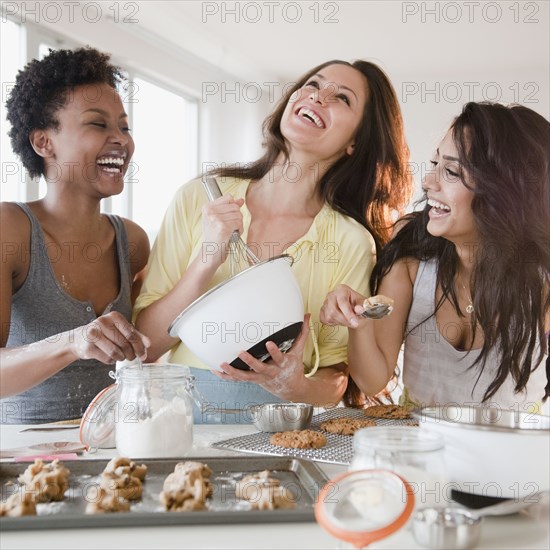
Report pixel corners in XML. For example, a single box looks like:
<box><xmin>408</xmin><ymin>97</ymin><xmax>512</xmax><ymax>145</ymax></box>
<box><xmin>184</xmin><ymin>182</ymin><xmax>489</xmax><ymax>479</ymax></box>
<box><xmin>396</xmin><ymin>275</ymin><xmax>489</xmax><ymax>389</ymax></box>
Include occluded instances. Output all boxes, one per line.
<box><xmin>116</xmin><ymin>396</ymin><xmax>192</xmax><ymax>458</ymax></box>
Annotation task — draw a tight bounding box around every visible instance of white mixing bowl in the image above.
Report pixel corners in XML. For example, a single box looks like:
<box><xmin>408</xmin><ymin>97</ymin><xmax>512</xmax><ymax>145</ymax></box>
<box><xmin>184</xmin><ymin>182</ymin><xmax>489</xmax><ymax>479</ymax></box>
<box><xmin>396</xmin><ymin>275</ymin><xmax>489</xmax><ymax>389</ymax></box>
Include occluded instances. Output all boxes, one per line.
<box><xmin>414</xmin><ymin>405</ymin><xmax>550</xmax><ymax>499</ymax></box>
<box><xmin>168</xmin><ymin>255</ymin><xmax>304</xmax><ymax>371</ymax></box>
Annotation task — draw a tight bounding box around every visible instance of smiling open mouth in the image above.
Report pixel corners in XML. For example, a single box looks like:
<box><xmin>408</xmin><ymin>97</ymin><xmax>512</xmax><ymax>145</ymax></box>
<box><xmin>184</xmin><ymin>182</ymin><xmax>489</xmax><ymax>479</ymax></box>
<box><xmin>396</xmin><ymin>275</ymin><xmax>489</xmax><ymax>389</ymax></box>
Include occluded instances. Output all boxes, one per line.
<box><xmin>427</xmin><ymin>198</ymin><xmax>451</xmax><ymax>214</ymax></box>
<box><xmin>97</xmin><ymin>156</ymin><xmax>125</xmax><ymax>174</ymax></box>
<box><xmin>296</xmin><ymin>107</ymin><xmax>325</xmax><ymax>128</ymax></box>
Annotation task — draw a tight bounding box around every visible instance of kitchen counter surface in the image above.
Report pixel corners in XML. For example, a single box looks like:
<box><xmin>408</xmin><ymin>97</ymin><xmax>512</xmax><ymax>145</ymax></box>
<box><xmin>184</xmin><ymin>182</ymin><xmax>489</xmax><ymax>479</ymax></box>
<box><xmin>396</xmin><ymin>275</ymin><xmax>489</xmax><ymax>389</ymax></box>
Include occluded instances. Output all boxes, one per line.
<box><xmin>1</xmin><ymin>422</ymin><xmax>548</xmax><ymax>550</ymax></box>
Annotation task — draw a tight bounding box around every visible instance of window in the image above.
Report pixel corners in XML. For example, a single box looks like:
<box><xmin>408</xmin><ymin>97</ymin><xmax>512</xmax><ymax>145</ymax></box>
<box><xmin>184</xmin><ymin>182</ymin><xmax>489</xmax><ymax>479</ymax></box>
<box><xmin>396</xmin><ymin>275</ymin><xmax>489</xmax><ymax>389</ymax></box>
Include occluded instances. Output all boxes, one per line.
<box><xmin>0</xmin><ymin>19</ymin><xmax>24</xmax><ymax>202</ymax></box>
<box><xmin>1</xmin><ymin>23</ymin><xmax>199</xmax><ymax>243</ymax></box>
<box><xmin>113</xmin><ymin>76</ymin><xmax>198</xmax><ymax>242</ymax></box>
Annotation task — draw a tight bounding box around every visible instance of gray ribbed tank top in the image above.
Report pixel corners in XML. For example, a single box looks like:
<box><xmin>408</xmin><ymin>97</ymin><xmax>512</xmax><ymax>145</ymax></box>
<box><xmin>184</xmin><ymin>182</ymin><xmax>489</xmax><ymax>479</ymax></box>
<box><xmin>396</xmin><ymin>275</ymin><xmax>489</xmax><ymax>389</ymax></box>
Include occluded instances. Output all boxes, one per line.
<box><xmin>403</xmin><ymin>259</ymin><xmax>546</xmax><ymax>409</ymax></box>
<box><xmin>1</xmin><ymin>203</ymin><xmax>132</xmax><ymax>424</ymax></box>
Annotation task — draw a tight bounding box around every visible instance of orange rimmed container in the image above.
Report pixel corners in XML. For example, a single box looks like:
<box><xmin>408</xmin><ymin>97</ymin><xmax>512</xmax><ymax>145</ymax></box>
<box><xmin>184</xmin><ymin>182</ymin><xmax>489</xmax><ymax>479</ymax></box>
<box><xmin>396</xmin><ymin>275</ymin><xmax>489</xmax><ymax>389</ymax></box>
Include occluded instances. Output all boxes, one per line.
<box><xmin>315</xmin><ymin>469</ymin><xmax>415</xmax><ymax>549</ymax></box>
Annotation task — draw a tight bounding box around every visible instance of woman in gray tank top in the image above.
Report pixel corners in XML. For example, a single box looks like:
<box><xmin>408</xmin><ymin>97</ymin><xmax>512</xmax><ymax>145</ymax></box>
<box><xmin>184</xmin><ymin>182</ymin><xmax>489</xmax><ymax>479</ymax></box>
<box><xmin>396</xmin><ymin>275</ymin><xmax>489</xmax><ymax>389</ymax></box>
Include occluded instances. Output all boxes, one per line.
<box><xmin>321</xmin><ymin>102</ymin><xmax>549</xmax><ymax>412</ymax></box>
<box><xmin>0</xmin><ymin>47</ymin><xmax>150</xmax><ymax>424</ymax></box>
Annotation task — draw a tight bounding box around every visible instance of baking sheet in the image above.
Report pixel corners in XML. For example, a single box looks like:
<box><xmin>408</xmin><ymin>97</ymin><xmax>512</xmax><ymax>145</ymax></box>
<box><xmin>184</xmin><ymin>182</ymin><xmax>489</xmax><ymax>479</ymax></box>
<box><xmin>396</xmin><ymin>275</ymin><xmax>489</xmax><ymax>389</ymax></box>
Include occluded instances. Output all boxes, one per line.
<box><xmin>213</xmin><ymin>407</ymin><xmax>418</xmax><ymax>466</ymax></box>
<box><xmin>0</xmin><ymin>456</ymin><xmax>327</xmax><ymax>530</ymax></box>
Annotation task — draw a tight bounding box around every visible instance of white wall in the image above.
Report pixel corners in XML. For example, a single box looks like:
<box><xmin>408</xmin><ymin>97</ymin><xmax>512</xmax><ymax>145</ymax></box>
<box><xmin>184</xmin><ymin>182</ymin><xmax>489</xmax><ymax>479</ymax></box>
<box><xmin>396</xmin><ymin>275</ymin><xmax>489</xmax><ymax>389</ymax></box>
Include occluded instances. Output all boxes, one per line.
<box><xmin>19</xmin><ymin>12</ymin><xmax>272</xmax><ymax>176</ymax></box>
<box><xmin>3</xmin><ymin>0</ymin><xmax>548</xmax><ymax>196</ymax></box>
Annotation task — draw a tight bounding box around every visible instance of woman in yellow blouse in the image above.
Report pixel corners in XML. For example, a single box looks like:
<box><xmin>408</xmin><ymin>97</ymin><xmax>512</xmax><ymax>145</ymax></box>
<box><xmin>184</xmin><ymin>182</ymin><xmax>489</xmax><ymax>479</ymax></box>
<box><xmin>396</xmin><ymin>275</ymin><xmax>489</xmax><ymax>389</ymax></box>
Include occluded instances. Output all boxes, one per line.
<box><xmin>135</xmin><ymin>60</ymin><xmax>413</xmax><ymax>419</ymax></box>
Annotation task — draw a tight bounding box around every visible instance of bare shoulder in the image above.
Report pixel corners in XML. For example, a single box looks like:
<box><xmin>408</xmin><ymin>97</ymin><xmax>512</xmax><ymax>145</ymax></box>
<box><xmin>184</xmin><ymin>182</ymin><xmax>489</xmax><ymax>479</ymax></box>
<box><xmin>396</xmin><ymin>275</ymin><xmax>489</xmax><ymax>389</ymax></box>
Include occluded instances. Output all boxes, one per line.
<box><xmin>0</xmin><ymin>202</ymin><xmax>32</xmax><ymax>292</ymax></box>
<box><xmin>385</xmin><ymin>256</ymin><xmax>419</xmax><ymax>287</ymax></box>
<box><xmin>0</xmin><ymin>202</ymin><xmax>29</xmax><ymax>235</ymax></box>
<box><xmin>120</xmin><ymin>218</ymin><xmax>150</xmax><ymax>275</ymax></box>
<box><xmin>0</xmin><ymin>202</ymin><xmax>30</xmax><ymax>261</ymax></box>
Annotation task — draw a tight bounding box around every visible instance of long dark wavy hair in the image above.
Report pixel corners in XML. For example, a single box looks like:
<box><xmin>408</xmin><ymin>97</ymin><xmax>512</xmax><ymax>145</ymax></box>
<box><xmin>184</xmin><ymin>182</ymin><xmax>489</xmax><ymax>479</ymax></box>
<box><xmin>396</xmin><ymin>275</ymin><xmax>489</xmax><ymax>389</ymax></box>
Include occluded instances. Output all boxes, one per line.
<box><xmin>350</xmin><ymin>102</ymin><xmax>550</xmax><ymax>406</ymax></box>
<box><xmin>207</xmin><ymin>60</ymin><xmax>413</xmax><ymax>255</ymax></box>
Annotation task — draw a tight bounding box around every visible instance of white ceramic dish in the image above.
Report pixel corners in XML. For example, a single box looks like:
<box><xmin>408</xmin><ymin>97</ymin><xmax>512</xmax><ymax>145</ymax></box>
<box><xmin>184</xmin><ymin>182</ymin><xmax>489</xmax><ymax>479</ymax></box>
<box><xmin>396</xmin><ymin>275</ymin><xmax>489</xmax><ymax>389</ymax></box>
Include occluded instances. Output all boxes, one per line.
<box><xmin>168</xmin><ymin>255</ymin><xmax>304</xmax><ymax>371</ymax></box>
<box><xmin>414</xmin><ymin>406</ymin><xmax>550</xmax><ymax>499</ymax></box>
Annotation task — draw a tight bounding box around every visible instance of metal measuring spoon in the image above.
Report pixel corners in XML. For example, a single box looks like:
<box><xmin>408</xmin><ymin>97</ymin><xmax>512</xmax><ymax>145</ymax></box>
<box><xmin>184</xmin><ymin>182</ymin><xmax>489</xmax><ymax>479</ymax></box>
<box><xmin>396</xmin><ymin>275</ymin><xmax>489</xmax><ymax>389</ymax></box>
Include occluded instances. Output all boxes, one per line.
<box><xmin>359</xmin><ymin>295</ymin><xmax>395</xmax><ymax>320</ymax></box>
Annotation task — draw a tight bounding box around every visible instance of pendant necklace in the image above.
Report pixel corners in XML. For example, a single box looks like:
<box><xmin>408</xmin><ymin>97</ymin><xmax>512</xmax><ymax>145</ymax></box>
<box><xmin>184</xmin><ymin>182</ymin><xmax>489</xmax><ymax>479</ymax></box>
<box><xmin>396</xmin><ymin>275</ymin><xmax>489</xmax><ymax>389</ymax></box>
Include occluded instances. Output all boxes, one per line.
<box><xmin>458</xmin><ymin>275</ymin><xmax>474</xmax><ymax>314</ymax></box>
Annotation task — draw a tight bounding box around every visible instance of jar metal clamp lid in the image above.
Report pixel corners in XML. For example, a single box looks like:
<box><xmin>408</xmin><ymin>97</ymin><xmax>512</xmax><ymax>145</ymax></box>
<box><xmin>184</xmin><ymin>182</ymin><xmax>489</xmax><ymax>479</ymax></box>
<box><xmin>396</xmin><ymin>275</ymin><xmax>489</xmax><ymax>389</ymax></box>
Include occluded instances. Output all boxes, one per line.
<box><xmin>79</xmin><ymin>362</ymin><xmax>205</xmax><ymax>451</ymax></box>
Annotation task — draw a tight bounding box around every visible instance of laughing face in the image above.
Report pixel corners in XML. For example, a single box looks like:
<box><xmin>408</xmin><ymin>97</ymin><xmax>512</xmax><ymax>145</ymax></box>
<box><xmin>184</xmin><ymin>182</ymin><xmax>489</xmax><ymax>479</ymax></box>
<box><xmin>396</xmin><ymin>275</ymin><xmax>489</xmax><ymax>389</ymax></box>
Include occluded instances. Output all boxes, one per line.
<box><xmin>44</xmin><ymin>82</ymin><xmax>134</xmax><ymax>197</ymax></box>
<box><xmin>423</xmin><ymin>130</ymin><xmax>478</xmax><ymax>244</ymax></box>
<box><xmin>280</xmin><ymin>64</ymin><xmax>367</xmax><ymax>164</ymax></box>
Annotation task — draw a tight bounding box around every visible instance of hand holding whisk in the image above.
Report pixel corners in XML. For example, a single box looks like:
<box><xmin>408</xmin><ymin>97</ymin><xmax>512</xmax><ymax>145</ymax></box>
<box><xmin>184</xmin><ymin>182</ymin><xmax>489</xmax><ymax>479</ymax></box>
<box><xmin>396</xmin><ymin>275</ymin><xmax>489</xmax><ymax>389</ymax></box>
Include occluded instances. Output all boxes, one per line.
<box><xmin>202</xmin><ymin>177</ymin><xmax>260</xmax><ymax>277</ymax></box>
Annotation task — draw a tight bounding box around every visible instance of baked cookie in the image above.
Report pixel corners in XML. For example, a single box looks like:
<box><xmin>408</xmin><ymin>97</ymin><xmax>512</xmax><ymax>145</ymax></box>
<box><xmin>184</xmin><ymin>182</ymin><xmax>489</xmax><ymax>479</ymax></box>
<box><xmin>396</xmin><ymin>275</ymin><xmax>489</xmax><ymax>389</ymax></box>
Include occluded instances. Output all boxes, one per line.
<box><xmin>270</xmin><ymin>429</ymin><xmax>327</xmax><ymax>449</ymax></box>
<box><xmin>103</xmin><ymin>457</ymin><xmax>148</xmax><ymax>481</ymax></box>
<box><xmin>364</xmin><ymin>404</ymin><xmax>411</xmax><ymax>419</ymax></box>
<box><xmin>85</xmin><ymin>487</ymin><xmax>130</xmax><ymax>514</ymax></box>
<box><xmin>0</xmin><ymin>492</ymin><xmax>36</xmax><ymax>517</ymax></box>
<box><xmin>18</xmin><ymin>459</ymin><xmax>70</xmax><ymax>502</ymax></box>
<box><xmin>320</xmin><ymin>417</ymin><xmax>376</xmax><ymax>435</ymax></box>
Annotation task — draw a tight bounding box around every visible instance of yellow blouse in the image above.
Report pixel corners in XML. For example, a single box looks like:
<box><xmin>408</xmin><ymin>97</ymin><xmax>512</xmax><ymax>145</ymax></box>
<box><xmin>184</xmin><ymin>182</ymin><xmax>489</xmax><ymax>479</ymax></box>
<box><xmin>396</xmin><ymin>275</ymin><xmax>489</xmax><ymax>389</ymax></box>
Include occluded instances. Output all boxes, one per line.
<box><xmin>134</xmin><ymin>177</ymin><xmax>376</xmax><ymax>371</ymax></box>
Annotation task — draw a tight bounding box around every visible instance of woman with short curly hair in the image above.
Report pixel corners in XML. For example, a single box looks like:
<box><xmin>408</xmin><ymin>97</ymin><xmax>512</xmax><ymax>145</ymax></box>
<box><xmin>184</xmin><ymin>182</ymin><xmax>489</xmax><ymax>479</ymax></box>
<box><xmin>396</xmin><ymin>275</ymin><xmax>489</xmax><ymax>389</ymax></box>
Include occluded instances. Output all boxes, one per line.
<box><xmin>1</xmin><ymin>47</ymin><xmax>150</xmax><ymax>423</ymax></box>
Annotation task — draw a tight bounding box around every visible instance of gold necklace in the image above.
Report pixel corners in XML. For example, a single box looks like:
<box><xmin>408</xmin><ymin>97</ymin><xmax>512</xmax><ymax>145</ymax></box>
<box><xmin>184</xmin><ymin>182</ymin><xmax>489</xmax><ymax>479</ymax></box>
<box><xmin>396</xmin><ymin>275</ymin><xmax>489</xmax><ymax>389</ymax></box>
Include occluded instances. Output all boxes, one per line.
<box><xmin>458</xmin><ymin>275</ymin><xmax>474</xmax><ymax>314</ymax></box>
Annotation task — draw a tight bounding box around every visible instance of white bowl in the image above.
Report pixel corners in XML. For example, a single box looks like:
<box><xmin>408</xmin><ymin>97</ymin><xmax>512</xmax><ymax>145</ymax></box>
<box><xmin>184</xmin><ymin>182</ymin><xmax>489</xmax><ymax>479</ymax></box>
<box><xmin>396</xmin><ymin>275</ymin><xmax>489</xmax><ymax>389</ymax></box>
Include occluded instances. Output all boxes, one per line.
<box><xmin>168</xmin><ymin>255</ymin><xmax>304</xmax><ymax>371</ymax></box>
<box><xmin>413</xmin><ymin>406</ymin><xmax>550</xmax><ymax>498</ymax></box>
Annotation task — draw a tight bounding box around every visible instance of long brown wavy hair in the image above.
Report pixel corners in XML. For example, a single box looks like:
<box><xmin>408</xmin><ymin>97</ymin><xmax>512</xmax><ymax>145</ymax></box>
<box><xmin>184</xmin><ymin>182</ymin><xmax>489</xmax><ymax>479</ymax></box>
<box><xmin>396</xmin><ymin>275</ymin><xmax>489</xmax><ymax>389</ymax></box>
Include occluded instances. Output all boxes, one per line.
<box><xmin>363</xmin><ymin>102</ymin><xmax>550</xmax><ymax>404</ymax></box>
<box><xmin>207</xmin><ymin>60</ymin><xmax>413</xmax><ymax>256</ymax></box>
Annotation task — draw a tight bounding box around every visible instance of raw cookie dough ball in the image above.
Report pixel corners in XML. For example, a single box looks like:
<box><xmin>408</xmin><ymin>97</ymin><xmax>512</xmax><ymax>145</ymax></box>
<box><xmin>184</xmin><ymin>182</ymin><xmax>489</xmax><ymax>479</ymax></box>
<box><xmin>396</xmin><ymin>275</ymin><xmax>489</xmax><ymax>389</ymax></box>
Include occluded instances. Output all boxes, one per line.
<box><xmin>103</xmin><ymin>457</ymin><xmax>148</xmax><ymax>481</ymax></box>
<box><xmin>18</xmin><ymin>459</ymin><xmax>70</xmax><ymax>502</ymax></box>
<box><xmin>85</xmin><ymin>487</ymin><xmax>130</xmax><ymax>514</ymax></box>
<box><xmin>0</xmin><ymin>491</ymin><xmax>36</xmax><ymax>517</ymax></box>
<box><xmin>100</xmin><ymin>472</ymin><xmax>143</xmax><ymax>500</ymax></box>
<box><xmin>160</xmin><ymin>461</ymin><xmax>212</xmax><ymax>511</ymax></box>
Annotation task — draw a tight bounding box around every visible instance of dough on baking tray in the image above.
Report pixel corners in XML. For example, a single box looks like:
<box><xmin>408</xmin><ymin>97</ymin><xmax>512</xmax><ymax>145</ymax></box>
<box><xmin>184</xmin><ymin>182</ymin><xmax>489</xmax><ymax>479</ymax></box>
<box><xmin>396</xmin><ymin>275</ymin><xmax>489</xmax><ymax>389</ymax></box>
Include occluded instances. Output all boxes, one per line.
<box><xmin>235</xmin><ymin>470</ymin><xmax>296</xmax><ymax>510</ymax></box>
<box><xmin>159</xmin><ymin>461</ymin><xmax>212</xmax><ymax>512</ymax></box>
<box><xmin>18</xmin><ymin>458</ymin><xmax>70</xmax><ymax>502</ymax></box>
<box><xmin>0</xmin><ymin>491</ymin><xmax>37</xmax><ymax>517</ymax></box>
<box><xmin>85</xmin><ymin>487</ymin><xmax>130</xmax><ymax>514</ymax></box>
<box><xmin>100</xmin><ymin>471</ymin><xmax>143</xmax><ymax>501</ymax></box>
<box><xmin>103</xmin><ymin>456</ymin><xmax>148</xmax><ymax>481</ymax></box>
<box><xmin>235</xmin><ymin>470</ymin><xmax>280</xmax><ymax>499</ymax></box>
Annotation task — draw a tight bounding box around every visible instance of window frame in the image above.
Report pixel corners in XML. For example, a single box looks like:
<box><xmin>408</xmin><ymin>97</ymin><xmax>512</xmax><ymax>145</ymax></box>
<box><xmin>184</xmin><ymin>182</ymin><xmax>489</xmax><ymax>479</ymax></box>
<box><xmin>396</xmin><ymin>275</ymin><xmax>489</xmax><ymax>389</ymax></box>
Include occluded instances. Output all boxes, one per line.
<box><xmin>2</xmin><ymin>18</ymin><xmax>200</xmax><ymax>219</ymax></box>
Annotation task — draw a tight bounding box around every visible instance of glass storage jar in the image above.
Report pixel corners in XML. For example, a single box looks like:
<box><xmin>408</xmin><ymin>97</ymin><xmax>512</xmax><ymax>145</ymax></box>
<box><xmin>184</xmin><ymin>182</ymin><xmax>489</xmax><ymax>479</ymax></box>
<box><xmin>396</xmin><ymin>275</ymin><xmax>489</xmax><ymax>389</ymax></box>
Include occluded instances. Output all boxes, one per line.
<box><xmin>350</xmin><ymin>426</ymin><xmax>447</xmax><ymax>509</ymax></box>
<box><xmin>114</xmin><ymin>363</ymin><xmax>200</xmax><ymax>458</ymax></box>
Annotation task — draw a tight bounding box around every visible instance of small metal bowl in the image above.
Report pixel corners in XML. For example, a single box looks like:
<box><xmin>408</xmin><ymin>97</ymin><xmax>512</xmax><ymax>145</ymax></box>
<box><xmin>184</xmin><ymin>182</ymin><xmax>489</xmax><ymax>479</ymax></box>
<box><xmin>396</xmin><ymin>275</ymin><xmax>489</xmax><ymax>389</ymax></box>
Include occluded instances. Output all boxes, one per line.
<box><xmin>412</xmin><ymin>507</ymin><xmax>483</xmax><ymax>549</ymax></box>
<box><xmin>250</xmin><ymin>403</ymin><xmax>313</xmax><ymax>432</ymax></box>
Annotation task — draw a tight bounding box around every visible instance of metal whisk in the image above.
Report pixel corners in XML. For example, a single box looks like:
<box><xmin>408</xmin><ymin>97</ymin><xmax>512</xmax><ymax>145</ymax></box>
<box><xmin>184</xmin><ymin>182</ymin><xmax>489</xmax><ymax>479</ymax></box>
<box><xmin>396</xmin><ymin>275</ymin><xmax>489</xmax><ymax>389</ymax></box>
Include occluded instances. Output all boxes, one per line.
<box><xmin>203</xmin><ymin>177</ymin><xmax>260</xmax><ymax>277</ymax></box>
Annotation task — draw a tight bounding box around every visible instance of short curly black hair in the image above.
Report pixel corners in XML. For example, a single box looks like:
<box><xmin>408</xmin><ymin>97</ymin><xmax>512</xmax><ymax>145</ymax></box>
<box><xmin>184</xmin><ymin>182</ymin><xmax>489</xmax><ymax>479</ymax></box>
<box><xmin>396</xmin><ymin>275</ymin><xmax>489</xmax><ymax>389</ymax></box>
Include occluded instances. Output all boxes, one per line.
<box><xmin>5</xmin><ymin>47</ymin><xmax>123</xmax><ymax>179</ymax></box>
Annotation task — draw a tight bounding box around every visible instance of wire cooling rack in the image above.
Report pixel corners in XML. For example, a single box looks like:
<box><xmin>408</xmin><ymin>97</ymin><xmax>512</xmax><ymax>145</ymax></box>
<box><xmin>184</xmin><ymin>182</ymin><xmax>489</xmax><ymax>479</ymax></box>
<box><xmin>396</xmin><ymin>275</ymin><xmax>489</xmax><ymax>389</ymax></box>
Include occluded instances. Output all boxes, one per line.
<box><xmin>212</xmin><ymin>407</ymin><xmax>417</xmax><ymax>466</ymax></box>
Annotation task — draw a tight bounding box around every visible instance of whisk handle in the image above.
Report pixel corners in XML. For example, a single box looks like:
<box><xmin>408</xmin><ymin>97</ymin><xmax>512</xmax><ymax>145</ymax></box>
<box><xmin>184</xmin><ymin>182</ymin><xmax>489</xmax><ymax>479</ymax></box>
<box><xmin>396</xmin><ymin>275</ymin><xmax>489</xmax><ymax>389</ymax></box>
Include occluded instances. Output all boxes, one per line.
<box><xmin>203</xmin><ymin>177</ymin><xmax>223</xmax><ymax>202</ymax></box>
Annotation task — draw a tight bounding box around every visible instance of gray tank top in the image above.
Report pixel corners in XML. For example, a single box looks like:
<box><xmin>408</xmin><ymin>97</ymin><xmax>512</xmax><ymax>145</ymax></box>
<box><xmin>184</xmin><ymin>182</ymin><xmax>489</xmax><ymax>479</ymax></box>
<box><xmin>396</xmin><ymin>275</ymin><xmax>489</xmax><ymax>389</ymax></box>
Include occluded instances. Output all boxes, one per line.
<box><xmin>0</xmin><ymin>203</ymin><xmax>132</xmax><ymax>424</ymax></box>
<box><xmin>403</xmin><ymin>259</ymin><xmax>546</xmax><ymax>409</ymax></box>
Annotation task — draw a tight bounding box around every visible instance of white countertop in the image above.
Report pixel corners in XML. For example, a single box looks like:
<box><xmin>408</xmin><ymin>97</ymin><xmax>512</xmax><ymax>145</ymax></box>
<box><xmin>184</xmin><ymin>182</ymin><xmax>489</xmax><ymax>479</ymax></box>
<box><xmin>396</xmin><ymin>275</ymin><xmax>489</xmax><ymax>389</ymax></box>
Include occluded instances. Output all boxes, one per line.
<box><xmin>1</xmin><ymin>422</ymin><xmax>548</xmax><ymax>550</ymax></box>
